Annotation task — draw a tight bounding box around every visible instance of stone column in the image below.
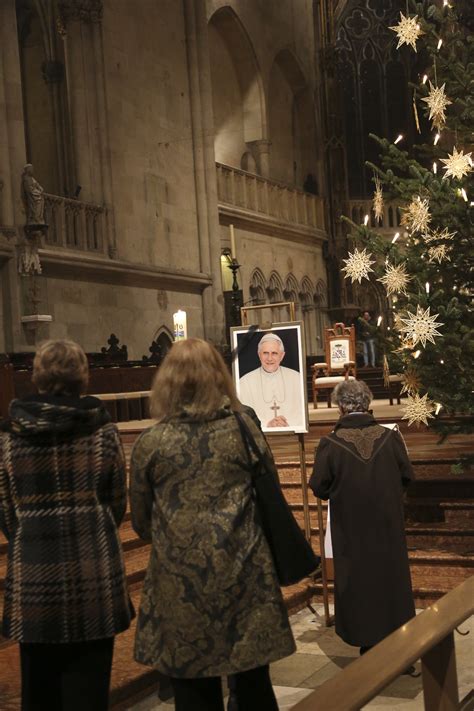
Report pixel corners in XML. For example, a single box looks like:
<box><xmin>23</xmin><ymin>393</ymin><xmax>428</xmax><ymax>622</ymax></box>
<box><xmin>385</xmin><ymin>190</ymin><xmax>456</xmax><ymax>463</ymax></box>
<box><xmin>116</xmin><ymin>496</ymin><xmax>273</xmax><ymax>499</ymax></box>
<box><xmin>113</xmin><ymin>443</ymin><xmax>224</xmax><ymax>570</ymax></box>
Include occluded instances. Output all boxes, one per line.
<box><xmin>183</xmin><ymin>0</ymin><xmax>225</xmax><ymax>344</ymax></box>
<box><xmin>60</xmin><ymin>0</ymin><xmax>115</xmax><ymax>255</ymax></box>
<box><xmin>0</xmin><ymin>0</ymin><xmax>28</xmax><ymax>350</ymax></box>
<box><xmin>0</xmin><ymin>0</ymin><xmax>27</xmax><ymax>225</ymax></box>
<box><xmin>63</xmin><ymin>21</ymin><xmax>93</xmax><ymax>201</ymax></box>
<box><xmin>248</xmin><ymin>139</ymin><xmax>272</xmax><ymax>178</ymax></box>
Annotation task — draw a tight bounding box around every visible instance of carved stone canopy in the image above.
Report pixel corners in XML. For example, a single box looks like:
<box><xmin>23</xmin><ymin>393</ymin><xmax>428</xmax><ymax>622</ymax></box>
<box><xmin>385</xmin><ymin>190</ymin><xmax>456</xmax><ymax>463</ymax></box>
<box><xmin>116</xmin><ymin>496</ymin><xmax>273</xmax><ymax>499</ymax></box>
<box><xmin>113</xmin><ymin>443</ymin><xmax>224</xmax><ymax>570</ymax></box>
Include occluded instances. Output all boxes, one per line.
<box><xmin>58</xmin><ymin>0</ymin><xmax>103</xmax><ymax>24</ymax></box>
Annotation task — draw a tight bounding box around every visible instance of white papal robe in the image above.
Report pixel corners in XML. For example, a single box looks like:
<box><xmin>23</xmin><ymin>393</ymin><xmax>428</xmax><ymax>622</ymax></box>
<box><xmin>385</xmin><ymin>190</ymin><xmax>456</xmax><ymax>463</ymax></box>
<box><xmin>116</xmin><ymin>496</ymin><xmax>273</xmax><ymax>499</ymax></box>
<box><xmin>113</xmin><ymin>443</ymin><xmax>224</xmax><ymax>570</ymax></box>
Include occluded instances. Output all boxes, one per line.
<box><xmin>238</xmin><ymin>366</ymin><xmax>303</xmax><ymax>429</ymax></box>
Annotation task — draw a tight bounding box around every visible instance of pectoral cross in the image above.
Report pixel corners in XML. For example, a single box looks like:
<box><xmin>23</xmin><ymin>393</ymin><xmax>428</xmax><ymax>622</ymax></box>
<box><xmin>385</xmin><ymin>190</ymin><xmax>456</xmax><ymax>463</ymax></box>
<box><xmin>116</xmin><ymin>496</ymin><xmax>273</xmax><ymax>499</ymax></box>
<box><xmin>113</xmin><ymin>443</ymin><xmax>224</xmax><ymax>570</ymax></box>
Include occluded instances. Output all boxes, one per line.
<box><xmin>271</xmin><ymin>400</ymin><xmax>280</xmax><ymax>418</ymax></box>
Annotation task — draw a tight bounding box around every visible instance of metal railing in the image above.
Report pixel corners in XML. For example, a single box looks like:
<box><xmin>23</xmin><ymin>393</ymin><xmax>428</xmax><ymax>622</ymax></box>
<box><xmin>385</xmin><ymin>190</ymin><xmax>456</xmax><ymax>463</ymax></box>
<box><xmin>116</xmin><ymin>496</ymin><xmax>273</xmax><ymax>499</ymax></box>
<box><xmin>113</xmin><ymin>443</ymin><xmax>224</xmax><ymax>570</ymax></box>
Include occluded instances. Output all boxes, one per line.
<box><xmin>216</xmin><ymin>163</ymin><xmax>326</xmax><ymax>231</ymax></box>
<box><xmin>44</xmin><ymin>193</ymin><xmax>107</xmax><ymax>253</ymax></box>
<box><xmin>291</xmin><ymin>576</ymin><xmax>474</xmax><ymax>710</ymax></box>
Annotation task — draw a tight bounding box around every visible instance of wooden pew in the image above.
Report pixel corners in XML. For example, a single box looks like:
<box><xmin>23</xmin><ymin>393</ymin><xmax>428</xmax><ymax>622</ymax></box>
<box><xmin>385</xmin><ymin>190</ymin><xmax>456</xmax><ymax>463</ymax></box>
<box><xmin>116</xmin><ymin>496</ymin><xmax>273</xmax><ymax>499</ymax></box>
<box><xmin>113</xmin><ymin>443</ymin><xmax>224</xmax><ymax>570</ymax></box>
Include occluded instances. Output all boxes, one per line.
<box><xmin>0</xmin><ymin>354</ymin><xmax>158</xmax><ymax>422</ymax></box>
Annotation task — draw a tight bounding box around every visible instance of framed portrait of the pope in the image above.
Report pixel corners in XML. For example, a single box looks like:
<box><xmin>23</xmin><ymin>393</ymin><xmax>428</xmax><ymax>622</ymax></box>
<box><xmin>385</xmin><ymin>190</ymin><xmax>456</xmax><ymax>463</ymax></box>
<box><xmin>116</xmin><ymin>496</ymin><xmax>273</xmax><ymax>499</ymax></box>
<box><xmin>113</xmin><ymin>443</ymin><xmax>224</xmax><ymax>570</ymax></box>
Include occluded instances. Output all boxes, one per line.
<box><xmin>231</xmin><ymin>322</ymin><xmax>308</xmax><ymax>434</ymax></box>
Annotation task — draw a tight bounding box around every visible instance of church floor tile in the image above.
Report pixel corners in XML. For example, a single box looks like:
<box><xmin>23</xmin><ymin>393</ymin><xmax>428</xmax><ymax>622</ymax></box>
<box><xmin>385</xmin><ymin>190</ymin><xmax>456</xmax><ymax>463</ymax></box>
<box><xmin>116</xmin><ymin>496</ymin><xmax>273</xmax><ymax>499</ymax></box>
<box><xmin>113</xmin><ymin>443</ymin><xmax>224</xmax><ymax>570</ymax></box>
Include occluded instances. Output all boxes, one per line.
<box><xmin>128</xmin><ymin>604</ymin><xmax>474</xmax><ymax>710</ymax></box>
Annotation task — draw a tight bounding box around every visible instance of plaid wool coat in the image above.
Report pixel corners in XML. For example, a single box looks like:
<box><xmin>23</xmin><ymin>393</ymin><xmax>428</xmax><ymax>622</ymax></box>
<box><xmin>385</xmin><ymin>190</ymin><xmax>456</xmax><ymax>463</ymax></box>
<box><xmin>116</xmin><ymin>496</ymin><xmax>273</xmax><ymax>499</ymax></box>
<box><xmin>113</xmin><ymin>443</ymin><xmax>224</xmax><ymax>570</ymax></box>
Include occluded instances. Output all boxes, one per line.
<box><xmin>0</xmin><ymin>394</ymin><xmax>134</xmax><ymax>643</ymax></box>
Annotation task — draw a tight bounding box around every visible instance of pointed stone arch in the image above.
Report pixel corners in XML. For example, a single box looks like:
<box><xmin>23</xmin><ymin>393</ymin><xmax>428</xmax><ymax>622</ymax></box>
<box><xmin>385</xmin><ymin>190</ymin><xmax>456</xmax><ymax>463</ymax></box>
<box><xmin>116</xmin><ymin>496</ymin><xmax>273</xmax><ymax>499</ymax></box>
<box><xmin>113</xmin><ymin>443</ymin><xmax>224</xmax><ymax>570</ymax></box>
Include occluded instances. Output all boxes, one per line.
<box><xmin>300</xmin><ymin>276</ymin><xmax>315</xmax><ymax>308</ymax></box>
<box><xmin>268</xmin><ymin>48</ymin><xmax>316</xmax><ymax>186</ymax></box>
<box><xmin>143</xmin><ymin>325</ymin><xmax>174</xmax><ymax>363</ymax></box>
<box><xmin>315</xmin><ymin>279</ymin><xmax>327</xmax><ymax>307</ymax></box>
<box><xmin>267</xmin><ymin>270</ymin><xmax>284</xmax><ymax>303</ymax></box>
<box><xmin>249</xmin><ymin>267</ymin><xmax>267</xmax><ymax>305</ymax></box>
<box><xmin>283</xmin><ymin>272</ymin><xmax>300</xmax><ymax>304</ymax></box>
<box><xmin>209</xmin><ymin>6</ymin><xmax>266</xmax><ymax>168</ymax></box>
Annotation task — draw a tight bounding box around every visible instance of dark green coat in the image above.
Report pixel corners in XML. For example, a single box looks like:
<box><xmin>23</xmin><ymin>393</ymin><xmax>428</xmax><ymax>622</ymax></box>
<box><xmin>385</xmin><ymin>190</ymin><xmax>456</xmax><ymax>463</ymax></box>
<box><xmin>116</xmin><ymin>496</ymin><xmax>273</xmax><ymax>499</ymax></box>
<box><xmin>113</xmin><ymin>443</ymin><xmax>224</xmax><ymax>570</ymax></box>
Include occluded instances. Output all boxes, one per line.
<box><xmin>129</xmin><ymin>402</ymin><xmax>295</xmax><ymax>678</ymax></box>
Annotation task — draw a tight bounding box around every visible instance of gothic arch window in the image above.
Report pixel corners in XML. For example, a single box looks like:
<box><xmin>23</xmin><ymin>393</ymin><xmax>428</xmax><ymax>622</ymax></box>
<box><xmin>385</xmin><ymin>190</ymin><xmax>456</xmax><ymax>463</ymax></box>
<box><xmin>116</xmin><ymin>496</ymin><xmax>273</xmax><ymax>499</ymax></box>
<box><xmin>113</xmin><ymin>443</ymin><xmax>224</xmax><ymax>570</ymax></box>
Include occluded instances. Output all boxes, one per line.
<box><xmin>336</xmin><ymin>0</ymin><xmax>415</xmax><ymax>198</ymax></box>
<box><xmin>249</xmin><ymin>267</ymin><xmax>267</xmax><ymax>305</ymax></box>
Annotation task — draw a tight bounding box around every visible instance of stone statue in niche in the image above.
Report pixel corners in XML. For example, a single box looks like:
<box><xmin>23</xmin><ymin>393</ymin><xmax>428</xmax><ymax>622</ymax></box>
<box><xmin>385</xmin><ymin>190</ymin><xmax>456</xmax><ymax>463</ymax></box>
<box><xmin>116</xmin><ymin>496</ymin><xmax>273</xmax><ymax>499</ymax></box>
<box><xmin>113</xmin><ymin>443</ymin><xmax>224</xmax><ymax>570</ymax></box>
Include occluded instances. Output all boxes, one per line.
<box><xmin>21</xmin><ymin>164</ymin><xmax>46</xmax><ymax>226</ymax></box>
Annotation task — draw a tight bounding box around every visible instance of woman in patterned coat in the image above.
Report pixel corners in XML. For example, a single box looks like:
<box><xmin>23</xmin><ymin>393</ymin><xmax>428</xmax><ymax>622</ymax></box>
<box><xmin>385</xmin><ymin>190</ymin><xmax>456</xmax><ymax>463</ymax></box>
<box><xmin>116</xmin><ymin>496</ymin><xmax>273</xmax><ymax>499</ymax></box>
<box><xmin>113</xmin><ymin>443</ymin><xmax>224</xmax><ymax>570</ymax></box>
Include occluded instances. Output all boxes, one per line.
<box><xmin>0</xmin><ymin>339</ymin><xmax>133</xmax><ymax>711</ymax></box>
<box><xmin>310</xmin><ymin>379</ymin><xmax>415</xmax><ymax>656</ymax></box>
<box><xmin>130</xmin><ymin>338</ymin><xmax>295</xmax><ymax>711</ymax></box>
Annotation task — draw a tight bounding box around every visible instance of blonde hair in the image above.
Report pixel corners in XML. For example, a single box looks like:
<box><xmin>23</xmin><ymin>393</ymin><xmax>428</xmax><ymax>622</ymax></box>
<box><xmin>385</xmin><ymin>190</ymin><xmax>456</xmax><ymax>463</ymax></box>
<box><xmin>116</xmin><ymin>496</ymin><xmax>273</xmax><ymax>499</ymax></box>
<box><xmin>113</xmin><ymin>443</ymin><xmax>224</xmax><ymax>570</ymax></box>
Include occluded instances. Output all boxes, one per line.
<box><xmin>150</xmin><ymin>338</ymin><xmax>241</xmax><ymax>421</ymax></box>
<box><xmin>32</xmin><ymin>339</ymin><xmax>89</xmax><ymax>396</ymax></box>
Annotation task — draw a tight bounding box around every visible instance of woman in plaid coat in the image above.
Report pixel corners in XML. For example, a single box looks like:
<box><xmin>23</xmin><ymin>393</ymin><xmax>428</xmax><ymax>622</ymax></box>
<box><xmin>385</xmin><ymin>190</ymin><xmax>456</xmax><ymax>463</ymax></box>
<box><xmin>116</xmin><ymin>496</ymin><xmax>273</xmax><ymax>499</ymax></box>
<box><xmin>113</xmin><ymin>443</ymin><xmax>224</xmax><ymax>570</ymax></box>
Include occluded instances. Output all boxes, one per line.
<box><xmin>0</xmin><ymin>340</ymin><xmax>133</xmax><ymax>711</ymax></box>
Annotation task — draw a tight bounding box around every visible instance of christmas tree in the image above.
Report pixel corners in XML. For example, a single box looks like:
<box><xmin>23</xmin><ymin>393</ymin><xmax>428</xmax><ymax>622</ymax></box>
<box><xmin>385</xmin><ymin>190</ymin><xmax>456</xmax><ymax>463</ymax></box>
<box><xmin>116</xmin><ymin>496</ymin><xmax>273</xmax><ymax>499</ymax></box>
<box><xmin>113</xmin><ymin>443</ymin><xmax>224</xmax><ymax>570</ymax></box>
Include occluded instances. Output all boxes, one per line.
<box><xmin>341</xmin><ymin>0</ymin><xmax>474</xmax><ymax>436</ymax></box>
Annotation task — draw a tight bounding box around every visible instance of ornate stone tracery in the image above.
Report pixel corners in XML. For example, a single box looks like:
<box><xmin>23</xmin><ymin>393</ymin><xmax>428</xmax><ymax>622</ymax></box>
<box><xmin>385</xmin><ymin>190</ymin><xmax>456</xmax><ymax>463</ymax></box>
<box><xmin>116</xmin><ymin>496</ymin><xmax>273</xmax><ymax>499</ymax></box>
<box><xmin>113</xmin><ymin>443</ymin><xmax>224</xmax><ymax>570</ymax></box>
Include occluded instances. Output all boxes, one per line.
<box><xmin>57</xmin><ymin>0</ymin><xmax>103</xmax><ymax>25</ymax></box>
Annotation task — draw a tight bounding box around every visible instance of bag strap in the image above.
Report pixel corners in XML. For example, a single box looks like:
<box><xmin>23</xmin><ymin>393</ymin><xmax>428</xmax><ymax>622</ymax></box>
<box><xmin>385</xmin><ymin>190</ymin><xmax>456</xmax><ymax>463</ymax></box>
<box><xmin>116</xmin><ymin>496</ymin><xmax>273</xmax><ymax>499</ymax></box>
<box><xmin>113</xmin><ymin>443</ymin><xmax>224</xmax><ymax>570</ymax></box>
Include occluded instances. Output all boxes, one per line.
<box><xmin>234</xmin><ymin>411</ymin><xmax>263</xmax><ymax>481</ymax></box>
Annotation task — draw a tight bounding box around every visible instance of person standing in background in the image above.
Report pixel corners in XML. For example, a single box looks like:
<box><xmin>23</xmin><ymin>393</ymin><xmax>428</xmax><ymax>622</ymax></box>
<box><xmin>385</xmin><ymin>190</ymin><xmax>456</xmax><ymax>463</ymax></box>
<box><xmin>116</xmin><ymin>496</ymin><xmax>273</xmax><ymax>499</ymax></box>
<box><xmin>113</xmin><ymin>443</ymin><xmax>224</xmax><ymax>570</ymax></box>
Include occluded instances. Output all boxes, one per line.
<box><xmin>358</xmin><ymin>310</ymin><xmax>376</xmax><ymax>367</ymax></box>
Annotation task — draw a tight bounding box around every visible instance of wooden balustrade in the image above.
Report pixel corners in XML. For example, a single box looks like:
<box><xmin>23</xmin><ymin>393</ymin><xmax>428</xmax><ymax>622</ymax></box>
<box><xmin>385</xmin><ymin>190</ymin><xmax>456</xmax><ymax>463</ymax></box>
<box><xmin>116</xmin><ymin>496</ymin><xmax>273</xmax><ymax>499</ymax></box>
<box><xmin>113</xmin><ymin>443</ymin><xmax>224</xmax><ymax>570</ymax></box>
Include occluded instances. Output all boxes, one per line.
<box><xmin>291</xmin><ymin>576</ymin><xmax>474</xmax><ymax>711</ymax></box>
<box><xmin>216</xmin><ymin>162</ymin><xmax>325</xmax><ymax>231</ymax></box>
<box><xmin>44</xmin><ymin>193</ymin><xmax>107</xmax><ymax>252</ymax></box>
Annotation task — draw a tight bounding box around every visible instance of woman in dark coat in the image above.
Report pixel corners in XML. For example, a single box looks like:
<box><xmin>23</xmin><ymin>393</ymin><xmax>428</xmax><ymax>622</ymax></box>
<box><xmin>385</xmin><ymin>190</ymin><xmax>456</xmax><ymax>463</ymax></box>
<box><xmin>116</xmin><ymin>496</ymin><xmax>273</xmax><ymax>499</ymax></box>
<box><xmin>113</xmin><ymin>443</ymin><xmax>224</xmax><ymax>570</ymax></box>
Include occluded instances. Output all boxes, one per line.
<box><xmin>0</xmin><ymin>339</ymin><xmax>133</xmax><ymax>711</ymax></box>
<box><xmin>310</xmin><ymin>379</ymin><xmax>415</xmax><ymax>654</ymax></box>
<box><xmin>130</xmin><ymin>338</ymin><xmax>295</xmax><ymax>711</ymax></box>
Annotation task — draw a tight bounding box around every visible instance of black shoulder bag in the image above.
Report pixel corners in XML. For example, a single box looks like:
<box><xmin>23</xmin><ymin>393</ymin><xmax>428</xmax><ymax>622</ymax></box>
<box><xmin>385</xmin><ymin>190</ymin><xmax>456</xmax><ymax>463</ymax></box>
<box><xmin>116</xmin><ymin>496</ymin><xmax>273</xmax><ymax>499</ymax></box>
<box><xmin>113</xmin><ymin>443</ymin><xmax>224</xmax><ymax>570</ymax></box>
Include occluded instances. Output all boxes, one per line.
<box><xmin>235</xmin><ymin>412</ymin><xmax>320</xmax><ymax>587</ymax></box>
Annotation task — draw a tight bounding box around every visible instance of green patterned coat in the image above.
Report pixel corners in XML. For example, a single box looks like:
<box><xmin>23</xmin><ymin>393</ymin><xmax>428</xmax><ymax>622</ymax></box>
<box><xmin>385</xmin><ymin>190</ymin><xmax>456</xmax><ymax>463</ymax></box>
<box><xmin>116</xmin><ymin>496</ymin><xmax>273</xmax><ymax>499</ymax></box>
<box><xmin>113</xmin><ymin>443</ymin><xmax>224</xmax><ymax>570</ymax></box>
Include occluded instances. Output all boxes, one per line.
<box><xmin>129</xmin><ymin>402</ymin><xmax>295</xmax><ymax>678</ymax></box>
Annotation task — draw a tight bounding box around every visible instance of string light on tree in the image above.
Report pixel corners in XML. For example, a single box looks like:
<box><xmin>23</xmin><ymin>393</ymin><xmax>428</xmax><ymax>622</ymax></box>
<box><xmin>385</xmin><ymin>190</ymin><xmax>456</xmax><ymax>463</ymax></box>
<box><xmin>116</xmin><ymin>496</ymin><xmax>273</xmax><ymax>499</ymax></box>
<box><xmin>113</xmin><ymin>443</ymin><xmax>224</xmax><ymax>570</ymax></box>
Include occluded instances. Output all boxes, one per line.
<box><xmin>401</xmin><ymin>196</ymin><xmax>431</xmax><ymax>233</ymax></box>
<box><xmin>440</xmin><ymin>147</ymin><xmax>473</xmax><ymax>180</ymax></box>
<box><xmin>421</xmin><ymin>82</ymin><xmax>452</xmax><ymax>131</ymax></box>
<box><xmin>399</xmin><ymin>305</ymin><xmax>444</xmax><ymax>348</ymax></box>
<box><xmin>378</xmin><ymin>262</ymin><xmax>411</xmax><ymax>296</ymax></box>
<box><xmin>402</xmin><ymin>393</ymin><xmax>437</xmax><ymax>427</ymax></box>
<box><xmin>341</xmin><ymin>247</ymin><xmax>375</xmax><ymax>284</ymax></box>
<box><xmin>389</xmin><ymin>12</ymin><xmax>423</xmax><ymax>51</ymax></box>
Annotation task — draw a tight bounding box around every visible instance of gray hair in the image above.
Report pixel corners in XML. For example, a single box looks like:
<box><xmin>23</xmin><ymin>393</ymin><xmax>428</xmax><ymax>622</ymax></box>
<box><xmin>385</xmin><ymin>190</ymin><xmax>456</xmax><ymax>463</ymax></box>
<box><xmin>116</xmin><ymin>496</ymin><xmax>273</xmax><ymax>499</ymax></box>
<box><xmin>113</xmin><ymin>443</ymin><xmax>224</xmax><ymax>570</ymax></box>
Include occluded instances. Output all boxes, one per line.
<box><xmin>257</xmin><ymin>332</ymin><xmax>284</xmax><ymax>353</ymax></box>
<box><xmin>332</xmin><ymin>380</ymin><xmax>373</xmax><ymax>413</ymax></box>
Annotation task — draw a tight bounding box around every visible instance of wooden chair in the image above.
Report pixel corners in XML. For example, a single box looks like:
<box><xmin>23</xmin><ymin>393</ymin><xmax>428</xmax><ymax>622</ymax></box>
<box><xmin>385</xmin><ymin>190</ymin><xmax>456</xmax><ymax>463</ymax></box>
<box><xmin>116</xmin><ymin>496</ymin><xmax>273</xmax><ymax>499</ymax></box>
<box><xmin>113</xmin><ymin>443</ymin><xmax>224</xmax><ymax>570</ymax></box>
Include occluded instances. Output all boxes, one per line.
<box><xmin>312</xmin><ymin>323</ymin><xmax>356</xmax><ymax>408</ymax></box>
<box><xmin>383</xmin><ymin>355</ymin><xmax>403</xmax><ymax>406</ymax></box>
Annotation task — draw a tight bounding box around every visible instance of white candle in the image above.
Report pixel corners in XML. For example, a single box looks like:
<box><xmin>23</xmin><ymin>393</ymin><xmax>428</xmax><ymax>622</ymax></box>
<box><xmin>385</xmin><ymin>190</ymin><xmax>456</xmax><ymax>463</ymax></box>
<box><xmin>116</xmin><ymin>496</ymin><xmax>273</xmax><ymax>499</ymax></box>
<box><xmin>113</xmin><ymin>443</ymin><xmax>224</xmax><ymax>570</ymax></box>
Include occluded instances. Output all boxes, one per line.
<box><xmin>230</xmin><ymin>224</ymin><xmax>236</xmax><ymax>260</ymax></box>
<box><xmin>173</xmin><ymin>310</ymin><xmax>187</xmax><ymax>340</ymax></box>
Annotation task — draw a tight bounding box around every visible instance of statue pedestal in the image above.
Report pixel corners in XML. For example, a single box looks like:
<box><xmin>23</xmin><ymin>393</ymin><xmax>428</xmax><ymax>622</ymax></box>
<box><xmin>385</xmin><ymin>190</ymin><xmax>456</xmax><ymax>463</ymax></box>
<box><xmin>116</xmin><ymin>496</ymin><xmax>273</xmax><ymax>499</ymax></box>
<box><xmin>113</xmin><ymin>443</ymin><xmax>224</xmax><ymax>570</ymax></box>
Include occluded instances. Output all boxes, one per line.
<box><xmin>21</xmin><ymin>314</ymin><xmax>53</xmax><ymax>330</ymax></box>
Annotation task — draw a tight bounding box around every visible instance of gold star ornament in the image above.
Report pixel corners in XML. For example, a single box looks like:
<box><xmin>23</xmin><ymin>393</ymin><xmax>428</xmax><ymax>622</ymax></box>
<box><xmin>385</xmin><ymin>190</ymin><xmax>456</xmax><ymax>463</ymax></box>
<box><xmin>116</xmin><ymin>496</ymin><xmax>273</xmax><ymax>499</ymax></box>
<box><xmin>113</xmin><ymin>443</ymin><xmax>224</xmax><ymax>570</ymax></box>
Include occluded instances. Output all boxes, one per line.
<box><xmin>399</xmin><ymin>305</ymin><xmax>444</xmax><ymax>348</ymax></box>
<box><xmin>441</xmin><ymin>147</ymin><xmax>473</xmax><ymax>180</ymax></box>
<box><xmin>402</xmin><ymin>393</ymin><xmax>436</xmax><ymax>427</ymax></box>
<box><xmin>428</xmin><ymin>244</ymin><xmax>452</xmax><ymax>263</ymax></box>
<box><xmin>378</xmin><ymin>262</ymin><xmax>411</xmax><ymax>296</ymax></box>
<box><xmin>373</xmin><ymin>177</ymin><xmax>384</xmax><ymax>223</ymax></box>
<box><xmin>400</xmin><ymin>368</ymin><xmax>422</xmax><ymax>396</ymax></box>
<box><xmin>390</xmin><ymin>13</ymin><xmax>423</xmax><ymax>52</ymax></box>
<box><xmin>401</xmin><ymin>196</ymin><xmax>431</xmax><ymax>234</ymax></box>
<box><xmin>421</xmin><ymin>82</ymin><xmax>452</xmax><ymax>131</ymax></box>
<box><xmin>423</xmin><ymin>227</ymin><xmax>456</xmax><ymax>244</ymax></box>
<box><xmin>342</xmin><ymin>247</ymin><xmax>375</xmax><ymax>284</ymax></box>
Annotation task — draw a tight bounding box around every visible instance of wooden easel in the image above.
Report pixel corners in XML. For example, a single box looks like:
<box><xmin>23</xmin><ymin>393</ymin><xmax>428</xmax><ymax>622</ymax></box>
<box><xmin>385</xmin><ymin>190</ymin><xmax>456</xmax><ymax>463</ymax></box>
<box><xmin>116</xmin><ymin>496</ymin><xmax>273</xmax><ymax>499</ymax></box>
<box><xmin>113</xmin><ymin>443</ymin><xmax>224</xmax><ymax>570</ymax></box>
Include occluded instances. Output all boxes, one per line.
<box><xmin>236</xmin><ymin>303</ymin><xmax>333</xmax><ymax>626</ymax></box>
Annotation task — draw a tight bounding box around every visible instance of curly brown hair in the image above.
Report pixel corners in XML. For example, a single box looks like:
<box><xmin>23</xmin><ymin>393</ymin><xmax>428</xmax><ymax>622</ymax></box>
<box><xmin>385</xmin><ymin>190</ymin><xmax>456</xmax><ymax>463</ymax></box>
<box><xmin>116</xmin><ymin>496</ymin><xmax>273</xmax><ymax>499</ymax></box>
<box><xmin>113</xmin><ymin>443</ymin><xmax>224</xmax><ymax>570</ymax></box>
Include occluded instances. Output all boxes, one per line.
<box><xmin>150</xmin><ymin>338</ymin><xmax>241</xmax><ymax>421</ymax></box>
<box><xmin>32</xmin><ymin>339</ymin><xmax>89</xmax><ymax>396</ymax></box>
